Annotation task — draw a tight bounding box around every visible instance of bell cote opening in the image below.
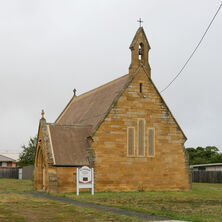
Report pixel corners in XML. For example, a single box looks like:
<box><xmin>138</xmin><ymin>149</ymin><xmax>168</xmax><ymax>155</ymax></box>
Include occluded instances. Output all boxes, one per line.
<box><xmin>129</xmin><ymin>27</ymin><xmax>151</xmax><ymax>77</ymax></box>
<box><xmin>139</xmin><ymin>43</ymin><xmax>143</xmax><ymax>60</ymax></box>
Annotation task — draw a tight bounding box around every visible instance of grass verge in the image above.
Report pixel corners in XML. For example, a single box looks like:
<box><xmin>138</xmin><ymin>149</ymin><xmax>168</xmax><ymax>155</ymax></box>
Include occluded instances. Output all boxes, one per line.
<box><xmin>57</xmin><ymin>183</ymin><xmax>222</xmax><ymax>222</ymax></box>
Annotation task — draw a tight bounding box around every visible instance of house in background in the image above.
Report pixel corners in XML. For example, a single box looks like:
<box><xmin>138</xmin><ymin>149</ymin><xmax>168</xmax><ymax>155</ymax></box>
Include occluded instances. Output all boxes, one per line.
<box><xmin>191</xmin><ymin>163</ymin><xmax>222</xmax><ymax>171</ymax></box>
<box><xmin>0</xmin><ymin>153</ymin><xmax>19</xmax><ymax>169</ymax></box>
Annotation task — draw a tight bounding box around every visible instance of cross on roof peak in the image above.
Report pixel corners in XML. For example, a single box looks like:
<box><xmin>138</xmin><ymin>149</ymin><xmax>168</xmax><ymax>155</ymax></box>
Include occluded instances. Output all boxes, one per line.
<box><xmin>41</xmin><ymin>109</ymin><xmax>45</xmax><ymax>119</ymax></box>
<box><xmin>137</xmin><ymin>18</ymin><xmax>143</xmax><ymax>27</ymax></box>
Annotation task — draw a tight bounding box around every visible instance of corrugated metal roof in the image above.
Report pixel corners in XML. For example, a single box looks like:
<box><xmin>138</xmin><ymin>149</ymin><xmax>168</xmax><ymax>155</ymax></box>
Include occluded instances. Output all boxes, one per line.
<box><xmin>0</xmin><ymin>153</ymin><xmax>19</xmax><ymax>161</ymax></box>
<box><xmin>0</xmin><ymin>154</ymin><xmax>16</xmax><ymax>162</ymax></box>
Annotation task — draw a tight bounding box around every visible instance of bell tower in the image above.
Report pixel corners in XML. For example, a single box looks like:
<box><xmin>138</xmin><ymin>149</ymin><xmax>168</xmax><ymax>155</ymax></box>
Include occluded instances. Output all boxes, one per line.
<box><xmin>129</xmin><ymin>27</ymin><xmax>151</xmax><ymax>77</ymax></box>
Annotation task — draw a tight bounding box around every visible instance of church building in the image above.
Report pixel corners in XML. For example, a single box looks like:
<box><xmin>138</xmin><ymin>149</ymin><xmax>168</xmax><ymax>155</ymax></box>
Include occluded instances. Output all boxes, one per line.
<box><xmin>34</xmin><ymin>27</ymin><xmax>191</xmax><ymax>193</ymax></box>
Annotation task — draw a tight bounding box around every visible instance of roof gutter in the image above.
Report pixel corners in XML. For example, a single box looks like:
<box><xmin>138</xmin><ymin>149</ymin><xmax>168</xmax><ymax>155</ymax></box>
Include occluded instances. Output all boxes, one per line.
<box><xmin>53</xmin><ymin>164</ymin><xmax>88</xmax><ymax>167</ymax></box>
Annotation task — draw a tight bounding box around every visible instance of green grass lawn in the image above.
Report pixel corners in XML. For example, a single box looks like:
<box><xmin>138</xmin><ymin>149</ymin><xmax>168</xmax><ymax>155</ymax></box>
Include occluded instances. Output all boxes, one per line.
<box><xmin>1</xmin><ymin>179</ymin><xmax>222</xmax><ymax>222</ymax></box>
<box><xmin>0</xmin><ymin>179</ymin><xmax>141</xmax><ymax>222</ymax></box>
<box><xmin>60</xmin><ymin>183</ymin><xmax>222</xmax><ymax>222</ymax></box>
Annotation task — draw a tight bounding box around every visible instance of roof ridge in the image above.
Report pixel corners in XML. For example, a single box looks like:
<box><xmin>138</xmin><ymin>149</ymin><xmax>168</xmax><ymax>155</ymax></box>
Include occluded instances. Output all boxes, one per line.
<box><xmin>55</xmin><ymin>74</ymin><xmax>129</xmax><ymax>123</ymax></box>
<box><xmin>74</xmin><ymin>74</ymin><xmax>128</xmax><ymax>100</ymax></box>
<box><xmin>48</xmin><ymin>123</ymin><xmax>92</xmax><ymax>128</ymax></box>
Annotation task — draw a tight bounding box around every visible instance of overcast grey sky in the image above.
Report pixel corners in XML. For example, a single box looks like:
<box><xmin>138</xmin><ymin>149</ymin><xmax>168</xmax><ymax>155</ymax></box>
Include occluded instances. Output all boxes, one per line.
<box><xmin>0</xmin><ymin>0</ymin><xmax>221</xmax><ymax>153</ymax></box>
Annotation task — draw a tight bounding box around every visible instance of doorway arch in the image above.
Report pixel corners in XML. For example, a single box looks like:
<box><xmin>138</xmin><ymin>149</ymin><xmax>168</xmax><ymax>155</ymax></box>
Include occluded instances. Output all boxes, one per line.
<box><xmin>35</xmin><ymin>147</ymin><xmax>45</xmax><ymax>190</ymax></box>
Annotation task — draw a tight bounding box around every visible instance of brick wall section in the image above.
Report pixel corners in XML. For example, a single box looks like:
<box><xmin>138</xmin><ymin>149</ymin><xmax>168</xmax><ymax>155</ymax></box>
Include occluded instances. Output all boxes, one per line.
<box><xmin>92</xmin><ymin>68</ymin><xmax>191</xmax><ymax>191</ymax></box>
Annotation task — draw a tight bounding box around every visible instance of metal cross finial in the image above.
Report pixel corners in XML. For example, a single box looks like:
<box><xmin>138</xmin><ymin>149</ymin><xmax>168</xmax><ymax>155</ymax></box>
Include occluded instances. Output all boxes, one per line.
<box><xmin>41</xmin><ymin>109</ymin><xmax>45</xmax><ymax>118</ymax></box>
<box><xmin>137</xmin><ymin>18</ymin><xmax>143</xmax><ymax>27</ymax></box>
<box><xmin>73</xmin><ymin>88</ymin><xmax>77</xmax><ymax>97</ymax></box>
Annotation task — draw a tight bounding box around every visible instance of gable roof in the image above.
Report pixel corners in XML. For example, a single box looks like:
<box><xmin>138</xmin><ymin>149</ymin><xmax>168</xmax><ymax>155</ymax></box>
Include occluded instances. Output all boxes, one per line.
<box><xmin>55</xmin><ymin>74</ymin><xmax>129</xmax><ymax>131</ymax></box>
<box><xmin>47</xmin><ymin>124</ymin><xmax>91</xmax><ymax>166</ymax></box>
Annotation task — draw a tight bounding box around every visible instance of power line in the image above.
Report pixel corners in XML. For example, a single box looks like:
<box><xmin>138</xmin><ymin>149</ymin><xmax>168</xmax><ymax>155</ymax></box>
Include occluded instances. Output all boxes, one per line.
<box><xmin>160</xmin><ymin>3</ymin><xmax>222</xmax><ymax>93</ymax></box>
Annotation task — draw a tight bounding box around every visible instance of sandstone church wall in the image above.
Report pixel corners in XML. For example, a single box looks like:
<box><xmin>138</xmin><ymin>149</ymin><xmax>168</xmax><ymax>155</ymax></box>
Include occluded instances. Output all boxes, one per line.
<box><xmin>92</xmin><ymin>68</ymin><xmax>191</xmax><ymax>191</ymax></box>
<box><xmin>56</xmin><ymin>167</ymin><xmax>77</xmax><ymax>193</ymax></box>
<box><xmin>35</xmin><ymin>164</ymin><xmax>78</xmax><ymax>193</ymax></box>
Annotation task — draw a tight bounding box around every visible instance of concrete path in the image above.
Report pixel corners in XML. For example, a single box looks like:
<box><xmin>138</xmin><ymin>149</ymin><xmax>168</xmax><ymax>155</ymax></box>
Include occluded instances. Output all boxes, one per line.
<box><xmin>29</xmin><ymin>192</ymin><xmax>187</xmax><ymax>222</ymax></box>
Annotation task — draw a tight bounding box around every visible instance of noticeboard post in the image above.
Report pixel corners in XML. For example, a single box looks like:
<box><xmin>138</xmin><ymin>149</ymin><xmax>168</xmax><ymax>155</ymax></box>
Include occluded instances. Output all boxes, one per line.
<box><xmin>76</xmin><ymin>166</ymin><xmax>94</xmax><ymax>196</ymax></box>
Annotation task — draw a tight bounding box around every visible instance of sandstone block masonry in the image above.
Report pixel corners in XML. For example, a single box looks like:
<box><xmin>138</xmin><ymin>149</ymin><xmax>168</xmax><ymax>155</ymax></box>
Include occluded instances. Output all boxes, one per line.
<box><xmin>92</xmin><ymin>68</ymin><xmax>191</xmax><ymax>191</ymax></box>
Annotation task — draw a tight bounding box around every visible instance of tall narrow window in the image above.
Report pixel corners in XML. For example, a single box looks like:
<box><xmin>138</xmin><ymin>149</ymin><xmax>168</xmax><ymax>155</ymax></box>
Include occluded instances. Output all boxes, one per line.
<box><xmin>148</xmin><ymin>128</ymin><xmax>155</xmax><ymax>157</ymax></box>
<box><xmin>138</xmin><ymin>119</ymin><xmax>145</xmax><ymax>156</ymax></box>
<box><xmin>127</xmin><ymin>127</ymin><xmax>135</xmax><ymax>156</ymax></box>
<box><xmin>139</xmin><ymin>83</ymin><xmax>143</xmax><ymax>93</ymax></box>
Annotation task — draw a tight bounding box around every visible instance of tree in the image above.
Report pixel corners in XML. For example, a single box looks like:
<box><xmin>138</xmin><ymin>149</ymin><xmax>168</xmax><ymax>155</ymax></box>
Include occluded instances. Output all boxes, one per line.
<box><xmin>18</xmin><ymin>136</ymin><xmax>37</xmax><ymax>166</ymax></box>
<box><xmin>186</xmin><ymin>146</ymin><xmax>222</xmax><ymax>165</ymax></box>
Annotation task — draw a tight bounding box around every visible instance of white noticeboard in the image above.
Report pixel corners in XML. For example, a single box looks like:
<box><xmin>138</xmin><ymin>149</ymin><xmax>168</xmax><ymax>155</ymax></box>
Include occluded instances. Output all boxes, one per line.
<box><xmin>76</xmin><ymin>166</ymin><xmax>94</xmax><ymax>196</ymax></box>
